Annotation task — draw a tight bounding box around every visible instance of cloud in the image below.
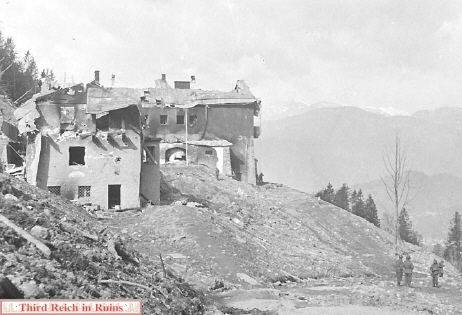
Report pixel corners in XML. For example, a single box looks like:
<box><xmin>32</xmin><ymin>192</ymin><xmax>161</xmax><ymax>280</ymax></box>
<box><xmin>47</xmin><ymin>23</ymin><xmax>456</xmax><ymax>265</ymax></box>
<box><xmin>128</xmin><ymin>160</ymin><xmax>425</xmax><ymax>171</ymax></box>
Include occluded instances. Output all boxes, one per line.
<box><xmin>2</xmin><ymin>0</ymin><xmax>462</xmax><ymax>112</ymax></box>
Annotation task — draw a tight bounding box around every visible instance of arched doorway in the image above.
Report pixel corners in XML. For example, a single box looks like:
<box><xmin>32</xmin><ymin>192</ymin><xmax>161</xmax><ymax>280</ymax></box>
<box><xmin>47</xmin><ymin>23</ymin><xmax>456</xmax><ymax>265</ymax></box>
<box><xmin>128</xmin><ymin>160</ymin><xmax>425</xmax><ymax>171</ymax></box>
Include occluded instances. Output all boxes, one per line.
<box><xmin>165</xmin><ymin>147</ymin><xmax>186</xmax><ymax>163</ymax></box>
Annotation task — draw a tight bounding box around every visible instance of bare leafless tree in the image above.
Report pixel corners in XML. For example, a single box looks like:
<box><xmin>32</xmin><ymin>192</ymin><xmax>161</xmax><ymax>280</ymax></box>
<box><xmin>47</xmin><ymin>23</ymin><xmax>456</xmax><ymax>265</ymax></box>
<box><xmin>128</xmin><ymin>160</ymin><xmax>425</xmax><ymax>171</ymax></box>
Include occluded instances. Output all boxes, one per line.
<box><xmin>381</xmin><ymin>132</ymin><xmax>411</xmax><ymax>254</ymax></box>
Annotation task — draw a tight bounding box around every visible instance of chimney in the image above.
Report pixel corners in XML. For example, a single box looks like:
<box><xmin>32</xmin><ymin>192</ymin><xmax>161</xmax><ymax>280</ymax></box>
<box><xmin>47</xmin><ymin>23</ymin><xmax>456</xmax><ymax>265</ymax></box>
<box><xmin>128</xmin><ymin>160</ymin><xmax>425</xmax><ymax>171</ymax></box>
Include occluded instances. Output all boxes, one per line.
<box><xmin>191</xmin><ymin>75</ymin><xmax>196</xmax><ymax>89</ymax></box>
<box><xmin>111</xmin><ymin>74</ymin><xmax>115</xmax><ymax>88</ymax></box>
<box><xmin>94</xmin><ymin>70</ymin><xmax>100</xmax><ymax>85</ymax></box>
<box><xmin>161</xmin><ymin>74</ymin><xmax>166</xmax><ymax>81</ymax></box>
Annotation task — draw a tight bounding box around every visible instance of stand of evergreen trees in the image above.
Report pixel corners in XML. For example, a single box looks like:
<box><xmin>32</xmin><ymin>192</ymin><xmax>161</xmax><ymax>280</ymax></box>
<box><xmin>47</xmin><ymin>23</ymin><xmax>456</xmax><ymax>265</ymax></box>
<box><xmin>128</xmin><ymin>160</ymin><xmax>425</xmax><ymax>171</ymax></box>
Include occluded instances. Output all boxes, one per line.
<box><xmin>315</xmin><ymin>183</ymin><xmax>424</xmax><ymax>245</ymax></box>
<box><xmin>315</xmin><ymin>183</ymin><xmax>380</xmax><ymax>227</ymax></box>
<box><xmin>397</xmin><ymin>207</ymin><xmax>421</xmax><ymax>246</ymax></box>
<box><xmin>443</xmin><ymin>211</ymin><xmax>462</xmax><ymax>272</ymax></box>
<box><xmin>0</xmin><ymin>30</ymin><xmax>47</xmax><ymax>104</ymax></box>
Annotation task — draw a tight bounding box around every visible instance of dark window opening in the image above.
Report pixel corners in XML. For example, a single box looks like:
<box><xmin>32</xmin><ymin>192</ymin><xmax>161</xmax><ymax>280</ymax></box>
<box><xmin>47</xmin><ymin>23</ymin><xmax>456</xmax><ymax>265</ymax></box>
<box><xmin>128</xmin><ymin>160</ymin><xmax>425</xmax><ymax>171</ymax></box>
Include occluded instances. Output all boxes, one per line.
<box><xmin>189</xmin><ymin>115</ymin><xmax>197</xmax><ymax>126</ymax></box>
<box><xmin>205</xmin><ymin>149</ymin><xmax>214</xmax><ymax>156</ymax></box>
<box><xmin>78</xmin><ymin>186</ymin><xmax>91</xmax><ymax>198</ymax></box>
<box><xmin>160</xmin><ymin>115</ymin><xmax>168</xmax><ymax>125</ymax></box>
<box><xmin>96</xmin><ymin>114</ymin><xmax>109</xmax><ymax>131</ymax></box>
<box><xmin>108</xmin><ymin>185</ymin><xmax>121</xmax><ymax>209</ymax></box>
<box><xmin>69</xmin><ymin>147</ymin><xmax>85</xmax><ymax>165</ymax></box>
<box><xmin>7</xmin><ymin>142</ymin><xmax>25</xmax><ymax>166</ymax></box>
<box><xmin>48</xmin><ymin>186</ymin><xmax>61</xmax><ymax>195</ymax></box>
<box><xmin>176</xmin><ymin>115</ymin><xmax>185</xmax><ymax>124</ymax></box>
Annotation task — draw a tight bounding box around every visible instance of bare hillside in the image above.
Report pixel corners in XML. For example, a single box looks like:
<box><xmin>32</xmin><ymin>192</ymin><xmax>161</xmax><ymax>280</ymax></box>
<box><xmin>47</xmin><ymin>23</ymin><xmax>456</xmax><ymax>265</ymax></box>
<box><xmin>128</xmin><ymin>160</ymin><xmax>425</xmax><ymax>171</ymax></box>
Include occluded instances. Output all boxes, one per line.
<box><xmin>2</xmin><ymin>167</ymin><xmax>462</xmax><ymax>314</ymax></box>
<box><xmin>109</xmin><ymin>165</ymin><xmax>462</xmax><ymax>314</ymax></box>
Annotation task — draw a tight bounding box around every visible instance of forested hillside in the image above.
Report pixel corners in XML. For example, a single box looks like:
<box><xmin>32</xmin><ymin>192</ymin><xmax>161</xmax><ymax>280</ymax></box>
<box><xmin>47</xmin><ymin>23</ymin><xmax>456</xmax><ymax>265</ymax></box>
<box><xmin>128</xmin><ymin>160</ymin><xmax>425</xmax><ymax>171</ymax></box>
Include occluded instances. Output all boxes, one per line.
<box><xmin>0</xmin><ymin>30</ymin><xmax>47</xmax><ymax>104</ymax></box>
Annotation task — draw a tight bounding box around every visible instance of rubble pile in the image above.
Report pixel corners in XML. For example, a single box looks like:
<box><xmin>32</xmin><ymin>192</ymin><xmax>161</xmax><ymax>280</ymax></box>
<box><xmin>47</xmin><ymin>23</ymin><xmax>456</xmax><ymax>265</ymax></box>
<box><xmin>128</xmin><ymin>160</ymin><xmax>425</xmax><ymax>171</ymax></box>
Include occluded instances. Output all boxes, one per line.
<box><xmin>0</xmin><ymin>173</ymin><xmax>205</xmax><ymax>314</ymax></box>
<box><xmin>112</xmin><ymin>165</ymin><xmax>462</xmax><ymax>314</ymax></box>
<box><xmin>156</xmin><ymin>165</ymin><xmax>393</xmax><ymax>280</ymax></box>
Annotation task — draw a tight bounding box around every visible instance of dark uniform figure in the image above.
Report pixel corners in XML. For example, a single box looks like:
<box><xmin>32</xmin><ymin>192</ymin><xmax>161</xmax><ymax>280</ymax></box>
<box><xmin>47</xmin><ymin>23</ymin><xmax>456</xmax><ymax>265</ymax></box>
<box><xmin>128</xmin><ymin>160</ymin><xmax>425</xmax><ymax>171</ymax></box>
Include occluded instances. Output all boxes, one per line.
<box><xmin>430</xmin><ymin>259</ymin><xmax>440</xmax><ymax>287</ymax></box>
<box><xmin>403</xmin><ymin>255</ymin><xmax>414</xmax><ymax>287</ymax></box>
<box><xmin>395</xmin><ymin>255</ymin><xmax>404</xmax><ymax>286</ymax></box>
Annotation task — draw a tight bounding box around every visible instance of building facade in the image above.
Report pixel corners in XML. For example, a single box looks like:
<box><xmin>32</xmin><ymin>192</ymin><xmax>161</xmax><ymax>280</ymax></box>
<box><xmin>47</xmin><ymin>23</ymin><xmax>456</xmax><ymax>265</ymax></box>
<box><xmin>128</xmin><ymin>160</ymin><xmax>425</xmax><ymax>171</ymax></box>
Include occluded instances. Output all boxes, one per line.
<box><xmin>16</xmin><ymin>76</ymin><xmax>161</xmax><ymax>210</ymax></box>
<box><xmin>140</xmin><ymin>75</ymin><xmax>261</xmax><ymax>184</ymax></box>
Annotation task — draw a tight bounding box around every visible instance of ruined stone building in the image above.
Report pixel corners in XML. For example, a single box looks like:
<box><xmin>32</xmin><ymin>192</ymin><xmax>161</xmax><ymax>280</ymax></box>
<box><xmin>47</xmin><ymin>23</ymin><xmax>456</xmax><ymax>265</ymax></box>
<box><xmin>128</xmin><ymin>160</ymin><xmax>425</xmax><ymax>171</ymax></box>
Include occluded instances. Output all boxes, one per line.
<box><xmin>14</xmin><ymin>71</ymin><xmax>261</xmax><ymax>209</ymax></box>
<box><xmin>15</xmin><ymin>75</ymin><xmax>160</xmax><ymax>210</ymax></box>
<box><xmin>137</xmin><ymin>74</ymin><xmax>261</xmax><ymax>184</ymax></box>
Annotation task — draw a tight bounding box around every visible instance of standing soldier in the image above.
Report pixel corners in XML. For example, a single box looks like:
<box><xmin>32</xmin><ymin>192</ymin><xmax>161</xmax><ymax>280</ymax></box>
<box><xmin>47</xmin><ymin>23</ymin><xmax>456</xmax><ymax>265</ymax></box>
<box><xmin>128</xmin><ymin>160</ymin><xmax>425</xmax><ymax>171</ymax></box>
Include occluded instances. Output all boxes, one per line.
<box><xmin>394</xmin><ymin>254</ymin><xmax>404</xmax><ymax>286</ymax></box>
<box><xmin>438</xmin><ymin>260</ymin><xmax>444</xmax><ymax>283</ymax></box>
<box><xmin>429</xmin><ymin>259</ymin><xmax>440</xmax><ymax>287</ymax></box>
<box><xmin>403</xmin><ymin>255</ymin><xmax>414</xmax><ymax>287</ymax></box>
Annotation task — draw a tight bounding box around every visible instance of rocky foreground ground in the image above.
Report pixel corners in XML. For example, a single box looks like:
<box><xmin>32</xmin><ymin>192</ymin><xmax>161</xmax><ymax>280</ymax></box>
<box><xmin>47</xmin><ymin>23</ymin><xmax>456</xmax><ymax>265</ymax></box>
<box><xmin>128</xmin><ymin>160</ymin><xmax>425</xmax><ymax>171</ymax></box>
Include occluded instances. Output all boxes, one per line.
<box><xmin>110</xmin><ymin>165</ymin><xmax>462</xmax><ymax>314</ymax></box>
<box><xmin>1</xmin><ymin>166</ymin><xmax>462</xmax><ymax>314</ymax></box>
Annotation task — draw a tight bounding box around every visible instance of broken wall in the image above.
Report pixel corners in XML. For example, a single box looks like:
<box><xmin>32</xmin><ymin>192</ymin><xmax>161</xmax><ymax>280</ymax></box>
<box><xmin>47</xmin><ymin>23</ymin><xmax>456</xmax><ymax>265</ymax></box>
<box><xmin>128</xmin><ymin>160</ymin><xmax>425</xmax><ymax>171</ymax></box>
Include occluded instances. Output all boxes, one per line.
<box><xmin>206</xmin><ymin>106</ymin><xmax>256</xmax><ymax>184</ymax></box>
<box><xmin>144</xmin><ymin>104</ymin><xmax>257</xmax><ymax>184</ymax></box>
<box><xmin>140</xmin><ymin>139</ymin><xmax>161</xmax><ymax>205</ymax></box>
<box><xmin>30</xmin><ymin>99</ymin><xmax>142</xmax><ymax>210</ymax></box>
<box><xmin>190</xmin><ymin>145</ymin><xmax>218</xmax><ymax>170</ymax></box>
<box><xmin>41</xmin><ymin>131</ymin><xmax>141</xmax><ymax>209</ymax></box>
<box><xmin>143</xmin><ymin>106</ymin><xmax>205</xmax><ymax>143</ymax></box>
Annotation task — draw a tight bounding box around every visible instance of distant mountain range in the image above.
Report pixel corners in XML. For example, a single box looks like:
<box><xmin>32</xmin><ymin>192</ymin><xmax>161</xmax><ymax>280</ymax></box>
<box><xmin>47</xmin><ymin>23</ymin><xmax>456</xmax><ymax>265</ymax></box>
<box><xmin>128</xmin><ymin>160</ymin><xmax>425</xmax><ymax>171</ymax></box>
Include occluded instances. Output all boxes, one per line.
<box><xmin>261</xmin><ymin>100</ymin><xmax>412</xmax><ymax>122</ymax></box>
<box><xmin>356</xmin><ymin>171</ymin><xmax>462</xmax><ymax>240</ymax></box>
<box><xmin>255</xmin><ymin>105</ymin><xmax>462</xmax><ymax>240</ymax></box>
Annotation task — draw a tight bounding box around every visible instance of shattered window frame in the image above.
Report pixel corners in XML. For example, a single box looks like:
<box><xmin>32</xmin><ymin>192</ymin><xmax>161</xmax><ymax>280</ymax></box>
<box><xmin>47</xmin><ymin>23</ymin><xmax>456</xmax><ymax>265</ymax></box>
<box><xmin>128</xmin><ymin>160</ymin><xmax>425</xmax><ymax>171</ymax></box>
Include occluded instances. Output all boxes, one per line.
<box><xmin>78</xmin><ymin>186</ymin><xmax>91</xmax><ymax>198</ymax></box>
<box><xmin>160</xmin><ymin>115</ymin><xmax>168</xmax><ymax>125</ymax></box>
<box><xmin>189</xmin><ymin>115</ymin><xmax>198</xmax><ymax>126</ymax></box>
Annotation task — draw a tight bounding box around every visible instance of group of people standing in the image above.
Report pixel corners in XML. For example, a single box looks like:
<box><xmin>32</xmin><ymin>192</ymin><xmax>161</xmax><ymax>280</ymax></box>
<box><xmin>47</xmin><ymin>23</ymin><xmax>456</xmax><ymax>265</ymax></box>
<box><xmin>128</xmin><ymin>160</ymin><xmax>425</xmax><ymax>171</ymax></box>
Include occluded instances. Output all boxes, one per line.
<box><xmin>394</xmin><ymin>255</ymin><xmax>444</xmax><ymax>287</ymax></box>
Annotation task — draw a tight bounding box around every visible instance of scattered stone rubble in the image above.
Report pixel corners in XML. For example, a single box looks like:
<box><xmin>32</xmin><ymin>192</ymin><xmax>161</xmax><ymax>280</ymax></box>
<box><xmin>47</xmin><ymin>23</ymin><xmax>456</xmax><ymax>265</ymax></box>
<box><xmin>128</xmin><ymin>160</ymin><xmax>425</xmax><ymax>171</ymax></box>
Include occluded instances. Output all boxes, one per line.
<box><xmin>2</xmin><ymin>165</ymin><xmax>462</xmax><ymax>315</ymax></box>
<box><xmin>110</xmin><ymin>165</ymin><xmax>462</xmax><ymax>314</ymax></box>
<box><xmin>0</xmin><ymin>173</ymin><xmax>205</xmax><ymax>314</ymax></box>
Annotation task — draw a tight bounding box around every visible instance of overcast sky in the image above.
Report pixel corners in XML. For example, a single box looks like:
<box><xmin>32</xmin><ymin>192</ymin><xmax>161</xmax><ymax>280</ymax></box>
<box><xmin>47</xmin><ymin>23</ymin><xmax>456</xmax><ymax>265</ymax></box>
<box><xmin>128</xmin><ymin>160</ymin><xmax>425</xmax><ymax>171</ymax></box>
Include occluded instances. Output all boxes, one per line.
<box><xmin>1</xmin><ymin>0</ymin><xmax>462</xmax><ymax>114</ymax></box>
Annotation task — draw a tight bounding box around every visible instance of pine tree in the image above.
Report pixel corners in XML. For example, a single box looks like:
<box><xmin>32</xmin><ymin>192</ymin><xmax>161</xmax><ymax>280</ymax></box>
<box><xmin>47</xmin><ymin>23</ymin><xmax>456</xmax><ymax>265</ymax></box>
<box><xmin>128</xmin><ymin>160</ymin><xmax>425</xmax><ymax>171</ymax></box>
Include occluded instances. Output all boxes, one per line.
<box><xmin>333</xmin><ymin>183</ymin><xmax>349</xmax><ymax>211</ymax></box>
<box><xmin>350</xmin><ymin>189</ymin><xmax>358</xmax><ymax>209</ymax></box>
<box><xmin>444</xmin><ymin>211</ymin><xmax>462</xmax><ymax>266</ymax></box>
<box><xmin>0</xmin><ymin>30</ymin><xmax>43</xmax><ymax>103</ymax></box>
<box><xmin>364</xmin><ymin>194</ymin><xmax>380</xmax><ymax>227</ymax></box>
<box><xmin>398</xmin><ymin>208</ymin><xmax>419</xmax><ymax>245</ymax></box>
<box><xmin>352</xmin><ymin>189</ymin><xmax>365</xmax><ymax>218</ymax></box>
<box><xmin>315</xmin><ymin>183</ymin><xmax>335</xmax><ymax>203</ymax></box>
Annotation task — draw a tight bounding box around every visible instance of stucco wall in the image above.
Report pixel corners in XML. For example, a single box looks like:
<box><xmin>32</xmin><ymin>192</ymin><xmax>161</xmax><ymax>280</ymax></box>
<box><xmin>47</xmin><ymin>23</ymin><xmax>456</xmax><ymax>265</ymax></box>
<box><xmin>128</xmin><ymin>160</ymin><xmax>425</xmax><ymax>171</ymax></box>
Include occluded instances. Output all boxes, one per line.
<box><xmin>30</xmin><ymin>102</ymin><xmax>142</xmax><ymax>210</ymax></box>
<box><xmin>39</xmin><ymin>130</ymin><xmax>141</xmax><ymax>209</ymax></box>
<box><xmin>144</xmin><ymin>104</ymin><xmax>257</xmax><ymax>183</ymax></box>
<box><xmin>194</xmin><ymin>145</ymin><xmax>218</xmax><ymax>170</ymax></box>
<box><xmin>143</xmin><ymin>106</ymin><xmax>205</xmax><ymax>142</ymax></box>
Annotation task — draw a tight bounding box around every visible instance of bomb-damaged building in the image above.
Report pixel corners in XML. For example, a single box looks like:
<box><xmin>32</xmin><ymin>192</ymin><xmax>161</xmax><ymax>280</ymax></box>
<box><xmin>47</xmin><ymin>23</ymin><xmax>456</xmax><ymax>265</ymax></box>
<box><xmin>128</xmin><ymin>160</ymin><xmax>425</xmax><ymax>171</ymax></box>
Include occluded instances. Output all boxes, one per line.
<box><xmin>14</xmin><ymin>72</ymin><xmax>261</xmax><ymax>209</ymax></box>
<box><xmin>15</xmin><ymin>72</ymin><xmax>161</xmax><ymax>210</ymax></box>
<box><xmin>139</xmin><ymin>74</ymin><xmax>261</xmax><ymax>184</ymax></box>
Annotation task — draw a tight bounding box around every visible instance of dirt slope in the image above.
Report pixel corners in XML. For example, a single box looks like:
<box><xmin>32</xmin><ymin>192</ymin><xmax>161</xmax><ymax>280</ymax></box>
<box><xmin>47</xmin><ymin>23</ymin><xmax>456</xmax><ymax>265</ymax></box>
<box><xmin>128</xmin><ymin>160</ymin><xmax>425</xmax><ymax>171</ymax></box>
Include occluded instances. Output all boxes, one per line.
<box><xmin>109</xmin><ymin>165</ymin><xmax>462</xmax><ymax>314</ymax></box>
<box><xmin>2</xmin><ymin>166</ymin><xmax>462</xmax><ymax>315</ymax></box>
